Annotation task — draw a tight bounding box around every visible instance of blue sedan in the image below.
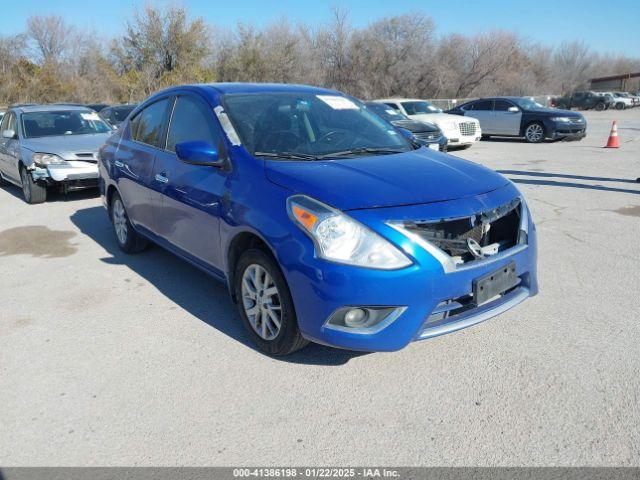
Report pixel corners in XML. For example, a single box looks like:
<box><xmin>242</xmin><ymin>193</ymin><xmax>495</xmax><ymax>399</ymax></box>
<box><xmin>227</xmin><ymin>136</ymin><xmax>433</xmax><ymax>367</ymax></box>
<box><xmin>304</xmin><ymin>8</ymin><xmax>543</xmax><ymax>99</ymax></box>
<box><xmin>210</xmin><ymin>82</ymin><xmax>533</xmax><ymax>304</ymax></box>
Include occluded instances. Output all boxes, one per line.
<box><xmin>448</xmin><ymin>96</ymin><xmax>587</xmax><ymax>143</ymax></box>
<box><xmin>99</xmin><ymin>83</ymin><xmax>538</xmax><ymax>355</ymax></box>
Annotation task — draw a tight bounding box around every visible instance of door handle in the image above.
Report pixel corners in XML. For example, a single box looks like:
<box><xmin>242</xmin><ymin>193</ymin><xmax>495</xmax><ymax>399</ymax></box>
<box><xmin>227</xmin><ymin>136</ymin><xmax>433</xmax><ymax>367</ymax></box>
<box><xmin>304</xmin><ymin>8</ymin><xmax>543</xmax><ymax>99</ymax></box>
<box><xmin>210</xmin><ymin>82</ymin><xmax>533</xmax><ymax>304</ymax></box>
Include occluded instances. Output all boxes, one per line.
<box><xmin>155</xmin><ymin>173</ymin><xmax>169</xmax><ymax>184</ymax></box>
<box><xmin>114</xmin><ymin>160</ymin><xmax>124</xmax><ymax>168</ymax></box>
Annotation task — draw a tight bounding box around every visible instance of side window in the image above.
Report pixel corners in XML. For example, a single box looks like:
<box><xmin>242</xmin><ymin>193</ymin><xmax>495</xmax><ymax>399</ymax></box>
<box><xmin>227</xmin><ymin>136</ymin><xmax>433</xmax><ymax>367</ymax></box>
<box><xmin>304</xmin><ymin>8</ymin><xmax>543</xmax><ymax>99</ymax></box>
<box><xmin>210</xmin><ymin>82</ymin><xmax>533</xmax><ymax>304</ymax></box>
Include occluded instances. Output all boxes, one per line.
<box><xmin>130</xmin><ymin>98</ymin><xmax>171</xmax><ymax>148</ymax></box>
<box><xmin>494</xmin><ymin>100</ymin><xmax>514</xmax><ymax>111</ymax></box>
<box><xmin>384</xmin><ymin>103</ymin><xmax>400</xmax><ymax>111</ymax></box>
<box><xmin>166</xmin><ymin>95</ymin><xmax>222</xmax><ymax>152</ymax></box>
<box><xmin>0</xmin><ymin>112</ymin><xmax>10</xmax><ymax>132</ymax></box>
<box><xmin>472</xmin><ymin>100</ymin><xmax>493</xmax><ymax>111</ymax></box>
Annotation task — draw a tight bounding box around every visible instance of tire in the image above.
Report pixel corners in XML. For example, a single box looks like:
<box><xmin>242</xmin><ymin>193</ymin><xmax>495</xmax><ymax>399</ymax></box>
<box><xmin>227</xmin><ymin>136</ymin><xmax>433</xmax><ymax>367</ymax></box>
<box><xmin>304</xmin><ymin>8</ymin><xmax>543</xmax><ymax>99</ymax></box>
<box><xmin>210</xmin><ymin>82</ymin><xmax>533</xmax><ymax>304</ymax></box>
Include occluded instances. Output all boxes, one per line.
<box><xmin>19</xmin><ymin>166</ymin><xmax>47</xmax><ymax>204</ymax></box>
<box><xmin>615</xmin><ymin>102</ymin><xmax>625</xmax><ymax>111</ymax></box>
<box><xmin>110</xmin><ymin>192</ymin><xmax>148</xmax><ymax>253</ymax></box>
<box><xmin>524</xmin><ymin>122</ymin><xmax>545</xmax><ymax>143</ymax></box>
<box><xmin>594</xmin><ymin>102</ymin><xmax>606</xmax><ymax>111</ymax></box>
<box><xmin>234</xmin><ymin>248</ymin><xmax>309</xmax><ymax>356</ymax></box>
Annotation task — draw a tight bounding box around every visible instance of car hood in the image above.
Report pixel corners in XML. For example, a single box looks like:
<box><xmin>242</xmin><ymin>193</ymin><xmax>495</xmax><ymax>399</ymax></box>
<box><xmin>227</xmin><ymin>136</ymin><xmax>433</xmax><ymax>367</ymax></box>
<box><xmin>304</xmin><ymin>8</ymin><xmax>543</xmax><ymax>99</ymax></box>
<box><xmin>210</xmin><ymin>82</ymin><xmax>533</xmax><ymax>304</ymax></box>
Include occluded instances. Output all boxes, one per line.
<box><xmin>265</xmin><ymin>148</ymin><xmax>510</xmax><ymax>211</ymax></box>
<box><xmin>391</xmin><ymin>119</ymin><xmax>440</xmax><ymax>133</ymax></box>
<box><xmin>21</xmin><ymin>133</ymin><xmax>111</xmax><ymax>159</ymax></box>
<box><xmin>406</xmin><ymin>112</ymin><xmax>475</xmax><ymax>129</ymax></box>
<box><xmin>532</xmin><ymin>107</ymin><xmax>583</xmax><ymax>117</ymax></box>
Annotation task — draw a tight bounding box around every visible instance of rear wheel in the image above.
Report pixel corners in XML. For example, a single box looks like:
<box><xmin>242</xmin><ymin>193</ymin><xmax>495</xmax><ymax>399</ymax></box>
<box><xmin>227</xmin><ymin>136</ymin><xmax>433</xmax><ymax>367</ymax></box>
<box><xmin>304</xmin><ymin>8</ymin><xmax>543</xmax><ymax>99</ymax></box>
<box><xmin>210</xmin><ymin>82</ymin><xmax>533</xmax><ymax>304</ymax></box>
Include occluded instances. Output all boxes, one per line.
<box><xmin>110</xmin><ymin>192</ymin><xmax>148</xmax><ymax>253</ymax></box>
<box><xmin>524</xmin><ymin>122</ymin><xmax>545</xmax><ymax>143</ymax></box>
<box><xmin>235</xmin><ymin>248</ymin><xmax>308</xmax><ymax>356</ymax></box>
<box><xmin>615</xmin><ymin>102</ymin><xmax>625</xmax><ymax>110</ymax></box>
<box><xmin>19</xmin><ymin>166</ymin><xmax>47</xmax><ymax>204</ymax></box>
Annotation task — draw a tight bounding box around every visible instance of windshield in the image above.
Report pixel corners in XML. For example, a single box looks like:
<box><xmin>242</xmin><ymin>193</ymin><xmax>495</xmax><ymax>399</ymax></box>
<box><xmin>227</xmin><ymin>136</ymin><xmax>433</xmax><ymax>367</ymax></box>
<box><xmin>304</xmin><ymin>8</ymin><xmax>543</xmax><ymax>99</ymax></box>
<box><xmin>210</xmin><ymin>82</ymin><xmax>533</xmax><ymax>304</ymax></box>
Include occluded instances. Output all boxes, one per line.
<box><xmin>513</xmin><ymin>98</ymin><xmax>547</xmax><ymax>110</ymax></box>
<box><xmin>223</xmin><ymin>93</ymin><xmax>412</xmax><ymax>159</ymax></box>
<box><xmin>365</xmin><ymin>102</ymin><xmax>409</xmax><ymax>122</ymax></box>
<box><xmin>21</xmin><ymin>110</ymin><xmax>112</xmax><ymax>138</ymax></box>
<box><xmin>401</xmin><ymin>101</ymin><xmax>440</xmax><ymax>115</ymax></box>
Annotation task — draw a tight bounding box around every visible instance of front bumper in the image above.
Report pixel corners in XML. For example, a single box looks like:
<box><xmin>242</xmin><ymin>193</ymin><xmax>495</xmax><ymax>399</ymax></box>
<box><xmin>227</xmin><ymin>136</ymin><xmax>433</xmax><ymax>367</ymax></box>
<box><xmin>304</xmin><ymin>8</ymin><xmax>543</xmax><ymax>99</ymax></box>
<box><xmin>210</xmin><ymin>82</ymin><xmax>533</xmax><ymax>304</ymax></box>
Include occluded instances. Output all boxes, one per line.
<box><xmin>551</xmin><ymin>126</ymin><xmax>587</xmax><ymax>141</ymax></box>
<box><xmin>32</xmin><ymin>161</ymin><xmax>99</xmax><ymax>189</ymax></box>
<box><xmin>442</xmin><ymin>127</ymin><xmax>481</xmax><ymax>146</ymax></box>
<box><xmin>279</xmin><ymin>184</ymin><xmax>538</xmax><ymax>352</ymax></box>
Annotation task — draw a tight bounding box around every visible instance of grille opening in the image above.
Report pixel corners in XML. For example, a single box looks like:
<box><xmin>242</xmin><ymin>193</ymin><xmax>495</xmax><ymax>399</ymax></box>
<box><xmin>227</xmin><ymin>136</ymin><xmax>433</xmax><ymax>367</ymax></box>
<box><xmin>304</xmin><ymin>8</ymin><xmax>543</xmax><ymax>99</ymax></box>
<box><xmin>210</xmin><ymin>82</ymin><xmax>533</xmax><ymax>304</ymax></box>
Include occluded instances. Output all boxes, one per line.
<box><xmin>459</xmin><ymin>122</ymin><xmax>477</xmax><ymax>136</ymax></box>
<box><xmin>403</xmin><ymin>198</ymin><xmax>522</xmax><ymax>265</ymax></box>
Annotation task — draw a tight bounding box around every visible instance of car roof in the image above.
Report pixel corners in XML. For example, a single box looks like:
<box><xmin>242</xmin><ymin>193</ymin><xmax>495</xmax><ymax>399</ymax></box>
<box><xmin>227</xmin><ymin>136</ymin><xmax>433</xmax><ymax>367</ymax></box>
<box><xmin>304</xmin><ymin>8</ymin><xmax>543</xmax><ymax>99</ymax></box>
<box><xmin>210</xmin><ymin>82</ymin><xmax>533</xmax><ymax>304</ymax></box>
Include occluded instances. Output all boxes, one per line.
<box><xmin>374</xmin><ymin>98</ymin><xmax>425</xmax><ymax>103</ymax></box>
<box><xmin>167</xmin><ymin>82</ymin><xmax>341</xmax><ymax>96</ymax></box>
<box><xmin>15</xmin><ymin>104</ymin><xmax>95</xmax><ymax>113</ymax></box>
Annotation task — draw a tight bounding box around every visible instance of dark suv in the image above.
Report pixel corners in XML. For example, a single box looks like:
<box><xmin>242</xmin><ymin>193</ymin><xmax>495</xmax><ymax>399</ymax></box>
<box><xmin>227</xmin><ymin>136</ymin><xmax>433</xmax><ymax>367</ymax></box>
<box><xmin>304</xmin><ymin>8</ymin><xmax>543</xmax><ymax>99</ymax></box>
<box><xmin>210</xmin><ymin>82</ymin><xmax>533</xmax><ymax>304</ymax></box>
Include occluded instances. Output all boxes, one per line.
<box><xmin>552</xmin><ymin>91</ymin><xmax>613</xmax><ymax>111</ymax></box>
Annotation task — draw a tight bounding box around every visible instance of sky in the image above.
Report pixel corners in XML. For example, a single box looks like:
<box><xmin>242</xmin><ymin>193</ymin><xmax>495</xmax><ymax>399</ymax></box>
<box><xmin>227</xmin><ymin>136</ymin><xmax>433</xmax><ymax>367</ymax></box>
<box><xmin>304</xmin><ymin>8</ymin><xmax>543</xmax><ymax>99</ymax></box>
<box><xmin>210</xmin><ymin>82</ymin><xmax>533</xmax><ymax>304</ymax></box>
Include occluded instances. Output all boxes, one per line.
<box><xmin>1</xmin><ymin>0</ymin><xmax>639</xmax><ymax>56</ymax></box>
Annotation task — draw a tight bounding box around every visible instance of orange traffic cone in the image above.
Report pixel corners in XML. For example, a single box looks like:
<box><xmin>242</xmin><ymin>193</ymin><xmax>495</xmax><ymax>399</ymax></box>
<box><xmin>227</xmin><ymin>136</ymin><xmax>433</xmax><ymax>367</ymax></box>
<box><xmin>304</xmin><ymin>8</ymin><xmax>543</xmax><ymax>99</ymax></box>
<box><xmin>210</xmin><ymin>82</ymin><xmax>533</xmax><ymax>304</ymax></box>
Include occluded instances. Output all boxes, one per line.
<box><xmin>605</xmin><ymin>121</ymin><xmax>620</xmax><ymax>148</ymax></box>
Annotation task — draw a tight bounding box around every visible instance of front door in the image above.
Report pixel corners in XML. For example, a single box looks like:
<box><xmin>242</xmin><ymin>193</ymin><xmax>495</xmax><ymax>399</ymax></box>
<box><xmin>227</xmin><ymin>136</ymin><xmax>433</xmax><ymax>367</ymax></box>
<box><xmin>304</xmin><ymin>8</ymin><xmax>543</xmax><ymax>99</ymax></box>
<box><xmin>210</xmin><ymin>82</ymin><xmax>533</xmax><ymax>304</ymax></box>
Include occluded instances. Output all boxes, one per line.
<box><xmin>151</xmin><ymin>93</ymin><xmax>227</xmax><ymax>270</ymax></box>
<box><xmin>492</xmin><ymin>99</ymin><xmax>522</xmax><ymax>135</ymax></box>
<box><xmin>0</xmin><ymin>112</ymin><xmax>21</xmax><ymax>183</ymax></box>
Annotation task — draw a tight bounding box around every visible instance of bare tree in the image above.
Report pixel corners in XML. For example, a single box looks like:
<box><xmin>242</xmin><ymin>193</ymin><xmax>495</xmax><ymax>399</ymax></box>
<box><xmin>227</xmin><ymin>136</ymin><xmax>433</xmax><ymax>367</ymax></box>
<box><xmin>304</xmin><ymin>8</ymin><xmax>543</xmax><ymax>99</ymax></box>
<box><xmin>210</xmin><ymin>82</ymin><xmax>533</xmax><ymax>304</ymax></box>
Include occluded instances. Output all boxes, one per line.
<box><xmin>26</xmin><ymin>15</ymin><xmax>72</xmax><ymax>64</ymax></box>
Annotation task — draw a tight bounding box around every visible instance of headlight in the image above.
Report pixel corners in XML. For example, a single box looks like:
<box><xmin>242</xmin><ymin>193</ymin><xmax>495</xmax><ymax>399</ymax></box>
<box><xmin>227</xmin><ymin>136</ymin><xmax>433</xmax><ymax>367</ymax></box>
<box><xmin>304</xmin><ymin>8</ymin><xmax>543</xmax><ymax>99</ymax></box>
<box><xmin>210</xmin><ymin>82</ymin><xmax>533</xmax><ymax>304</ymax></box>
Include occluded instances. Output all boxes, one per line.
<box><xmin>287</xmin><ymin>195</ymin><xmax>412</xmax><ymax>270</ymax></box>
<box><xmin>551</xmin><ymin>117</ymin><xmax>571</xmax><ymax>122</ymax></box>
<box><xmin>32</xmin><ymin>153</ymin><xmax>67</xmax><ymax>166</ymax></box>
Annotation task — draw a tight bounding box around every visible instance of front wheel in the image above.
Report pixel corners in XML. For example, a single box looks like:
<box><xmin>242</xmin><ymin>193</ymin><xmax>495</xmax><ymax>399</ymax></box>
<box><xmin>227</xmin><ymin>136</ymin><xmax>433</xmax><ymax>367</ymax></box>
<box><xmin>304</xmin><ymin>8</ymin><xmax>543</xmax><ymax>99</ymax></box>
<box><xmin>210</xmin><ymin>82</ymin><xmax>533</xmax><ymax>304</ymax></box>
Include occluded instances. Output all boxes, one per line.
<box><xmin>110</xmin><ymin>192</ymin><xmax>148</xmax><ymax>253</ymax></box>
<box><xmin>524</xmin><ymin>123</ymin><xmax>545</xmax><ymax>143</ymax></box>
<box><xmin>235</xmin><ymin>248</ymin><xmax>308</xmax><ymax>356</ymax></box>
<box><xmin>20</xmin><ymin>166</ymin><xmax>47</xmax><ymax>204</ymax></box>
<box><xmin>594</xmin><ymin>102</ymin><xmax>606</xmax><ymax>111</ymax></box>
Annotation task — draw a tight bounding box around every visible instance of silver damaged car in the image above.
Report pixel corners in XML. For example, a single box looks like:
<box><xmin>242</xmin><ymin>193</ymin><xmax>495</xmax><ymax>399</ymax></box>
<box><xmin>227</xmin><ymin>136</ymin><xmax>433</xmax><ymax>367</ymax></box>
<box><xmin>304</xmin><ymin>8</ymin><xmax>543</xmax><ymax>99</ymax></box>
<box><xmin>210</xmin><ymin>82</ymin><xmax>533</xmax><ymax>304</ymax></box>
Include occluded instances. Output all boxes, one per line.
<box><xmin>0</xmin><ymin>105</ymin><xmax>113</xmax><ymax>204</ymax></box>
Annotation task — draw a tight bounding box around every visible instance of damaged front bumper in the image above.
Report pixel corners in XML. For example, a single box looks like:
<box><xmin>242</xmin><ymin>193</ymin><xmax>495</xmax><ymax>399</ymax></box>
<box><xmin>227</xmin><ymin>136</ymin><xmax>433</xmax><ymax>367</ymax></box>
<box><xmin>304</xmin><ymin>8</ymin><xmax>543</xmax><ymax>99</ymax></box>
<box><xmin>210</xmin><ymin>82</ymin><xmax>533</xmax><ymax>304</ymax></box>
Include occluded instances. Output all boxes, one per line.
<box><xmin>29</xmin><ymin>161</ymin><xmax>99</xmax><ymax>191</ymax></box>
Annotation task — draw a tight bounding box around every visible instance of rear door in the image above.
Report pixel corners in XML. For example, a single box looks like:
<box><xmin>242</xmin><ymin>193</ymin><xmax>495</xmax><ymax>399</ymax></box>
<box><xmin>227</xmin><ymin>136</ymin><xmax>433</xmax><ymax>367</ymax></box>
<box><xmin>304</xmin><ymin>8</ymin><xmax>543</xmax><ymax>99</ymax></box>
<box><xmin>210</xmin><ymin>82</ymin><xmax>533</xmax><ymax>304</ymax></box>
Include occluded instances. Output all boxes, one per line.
<box><xmin>114</xmin><ymin>97</ymin><xmax>173</xmax><ymax>233</ymax></box>
<box><xmin>151</xmin><ymin>93</ymin><xmax>227</xmax><ymax>270</ymax></box>
<box><xmin>492</xmin><ymin>99</ymin><xmax>522</xmax><ymax>135</ymax></box>
<box><xmin>467</xmin><ymin>100</ymin><xmax>494</xmax><ymax>133</ymax></box>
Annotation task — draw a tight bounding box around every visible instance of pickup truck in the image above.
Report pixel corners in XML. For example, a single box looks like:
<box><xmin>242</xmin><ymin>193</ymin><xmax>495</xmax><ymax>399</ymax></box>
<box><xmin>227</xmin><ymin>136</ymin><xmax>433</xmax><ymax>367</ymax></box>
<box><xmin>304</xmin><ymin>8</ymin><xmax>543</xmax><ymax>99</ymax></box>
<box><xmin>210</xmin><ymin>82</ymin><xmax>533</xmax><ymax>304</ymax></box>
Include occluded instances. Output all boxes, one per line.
<box><xmin>551</xmin><ymin>91</ymin><xmax>614</xmax><ymax>111</ymax></box>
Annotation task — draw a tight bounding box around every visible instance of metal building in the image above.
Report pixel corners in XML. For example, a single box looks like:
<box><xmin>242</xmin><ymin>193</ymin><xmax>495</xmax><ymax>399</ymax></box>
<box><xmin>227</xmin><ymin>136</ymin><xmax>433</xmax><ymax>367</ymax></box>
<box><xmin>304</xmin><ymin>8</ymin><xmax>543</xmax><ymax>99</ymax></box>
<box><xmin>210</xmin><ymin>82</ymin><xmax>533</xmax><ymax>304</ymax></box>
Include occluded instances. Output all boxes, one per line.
<box><xmin>590</xmin><ymin>72</ymin><xmax>640</xmax><ymax>93</ymax></box>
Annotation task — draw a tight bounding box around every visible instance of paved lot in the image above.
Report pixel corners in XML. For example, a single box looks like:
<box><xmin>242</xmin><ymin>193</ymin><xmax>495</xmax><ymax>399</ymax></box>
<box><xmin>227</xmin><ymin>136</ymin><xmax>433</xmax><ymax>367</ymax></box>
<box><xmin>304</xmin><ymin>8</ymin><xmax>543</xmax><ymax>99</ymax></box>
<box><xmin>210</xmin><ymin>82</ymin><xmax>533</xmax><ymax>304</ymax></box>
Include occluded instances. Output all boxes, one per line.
<box><xmin>1</xmin><ymin>109</ymin><xmax>639</xmax><ymax>466</ymax></box>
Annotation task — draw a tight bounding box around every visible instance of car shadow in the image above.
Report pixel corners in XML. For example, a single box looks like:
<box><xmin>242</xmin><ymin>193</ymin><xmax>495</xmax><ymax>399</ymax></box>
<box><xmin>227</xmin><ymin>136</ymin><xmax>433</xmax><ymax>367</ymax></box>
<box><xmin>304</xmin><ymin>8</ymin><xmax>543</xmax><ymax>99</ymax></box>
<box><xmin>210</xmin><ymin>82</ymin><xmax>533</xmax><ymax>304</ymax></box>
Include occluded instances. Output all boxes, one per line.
<box><xmin>497</xmin><ymin>170</ymin><xmax>640</xmax><ymax>195</ymax></box>
<box><xmin>69</xmin><ymin>206</ymin><xmax>369</xmax><ymax>365</ymax></box>
<box><xmin>1</xmin><ymin>182</ymin><xmax>100</xmax><ymax>203</ymax></box>
<box><xmin>497</xmin><ymin>170</ymin><xmax>640</xmax><ymax>185</ymax></box>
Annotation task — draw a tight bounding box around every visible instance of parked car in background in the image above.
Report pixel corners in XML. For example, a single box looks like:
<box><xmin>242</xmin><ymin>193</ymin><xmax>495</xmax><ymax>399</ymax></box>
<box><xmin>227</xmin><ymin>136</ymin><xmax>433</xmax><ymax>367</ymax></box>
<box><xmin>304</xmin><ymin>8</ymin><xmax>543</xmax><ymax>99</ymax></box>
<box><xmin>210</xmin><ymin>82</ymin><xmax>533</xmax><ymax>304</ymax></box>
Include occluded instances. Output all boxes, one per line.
<box><xmin>85</xmin><ymin>103</ymin><xmax>110</xmax><ymax>112</ymax></box>
<box><xmin>612</xmin><ymin>92</ymin><xmax>638</xmax><ymax>108</ymax></box>
<box><xmin>99</xmin><ymin>83</ymin><xmax>538</xmax><ymax>355</ymax></box>
<box><xmin>365</xmin><ymin>101</ymin><xmax>447</xmax><ymax>151</ymax></box>
<box><xmin>551</xmin><ymin>91</ymin><xmax>612</xmax><ymax>111</ymax></box>
<box><xmin>0</xmin><ymin>105</ymin><xmax>113</xmax><ymax>203</ymax></box>
<box><xmin>448</xmin><ymin>97</ymin><xmax>587</xmax><ymax>143</ymax></box>
<box><xmin>374</xmin><ymin>98</ymin><xmax>481</xmax><ymax>148</ymax></box>
<box><xmin>99</xmin><ymin>104</ymin><xmax>138</xmax><ymax>128</ymax></box>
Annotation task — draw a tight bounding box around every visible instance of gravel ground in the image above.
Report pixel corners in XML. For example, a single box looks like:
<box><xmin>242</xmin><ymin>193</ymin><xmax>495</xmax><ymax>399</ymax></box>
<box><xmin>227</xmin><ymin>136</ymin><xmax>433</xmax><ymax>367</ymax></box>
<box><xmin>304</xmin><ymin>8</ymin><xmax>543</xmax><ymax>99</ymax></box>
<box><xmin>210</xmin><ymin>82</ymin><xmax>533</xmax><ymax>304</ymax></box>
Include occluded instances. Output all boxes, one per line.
<box><xmin>0</xmin><ymin>108</ymin><xmax>639</xmax><ymax>466</ymax></box>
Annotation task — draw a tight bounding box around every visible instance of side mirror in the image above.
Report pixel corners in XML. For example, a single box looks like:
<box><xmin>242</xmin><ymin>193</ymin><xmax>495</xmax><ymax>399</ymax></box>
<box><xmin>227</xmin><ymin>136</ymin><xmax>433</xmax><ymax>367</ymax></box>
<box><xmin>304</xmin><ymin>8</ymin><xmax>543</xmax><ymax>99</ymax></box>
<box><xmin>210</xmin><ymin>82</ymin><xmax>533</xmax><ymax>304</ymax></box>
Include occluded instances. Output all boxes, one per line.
<box><xmin>507</xmin><ymin>106</ymin><xmax>520</xmax><ymax>113</ymax></box>
<box><xmin>2</xmin><ymin>129</ymin><xmax>16</xmax><ymax>139</ymax></box>
<box><xmin>175</xmin><ymin>140</ymin><xmax>222</xmax><ymax>166</ymax></box>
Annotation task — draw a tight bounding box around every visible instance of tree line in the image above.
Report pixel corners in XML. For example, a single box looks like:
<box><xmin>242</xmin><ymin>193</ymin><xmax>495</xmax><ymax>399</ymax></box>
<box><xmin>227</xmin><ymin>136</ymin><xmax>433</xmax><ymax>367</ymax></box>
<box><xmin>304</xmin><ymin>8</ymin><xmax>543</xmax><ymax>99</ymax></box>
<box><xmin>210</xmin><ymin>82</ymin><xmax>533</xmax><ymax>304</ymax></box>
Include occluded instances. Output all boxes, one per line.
<box><xmin>1</xmin><ymin>5</ymin><xmax>638</xmax><ymax>106</ymax></box>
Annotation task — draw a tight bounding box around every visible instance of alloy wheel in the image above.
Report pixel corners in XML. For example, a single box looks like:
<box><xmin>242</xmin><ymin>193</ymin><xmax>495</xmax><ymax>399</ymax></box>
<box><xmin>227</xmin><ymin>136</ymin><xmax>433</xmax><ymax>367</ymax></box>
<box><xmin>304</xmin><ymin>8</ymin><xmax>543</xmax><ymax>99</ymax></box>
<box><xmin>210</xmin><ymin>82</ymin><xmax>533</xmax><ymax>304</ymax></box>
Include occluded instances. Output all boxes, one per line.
<box><xmin>112</xmin><ymin>198</ymin><xmax>128</xmax><ymax>245</ymax></box>
<box><xmin>525</xmin><ymin>124</ymin><xmax>544</xmax><ymax>143</ymax></box>
<box><xmin>241</xmin><ymin>264</ymin><xmax>282</xmax><ymax>341</ymax></box>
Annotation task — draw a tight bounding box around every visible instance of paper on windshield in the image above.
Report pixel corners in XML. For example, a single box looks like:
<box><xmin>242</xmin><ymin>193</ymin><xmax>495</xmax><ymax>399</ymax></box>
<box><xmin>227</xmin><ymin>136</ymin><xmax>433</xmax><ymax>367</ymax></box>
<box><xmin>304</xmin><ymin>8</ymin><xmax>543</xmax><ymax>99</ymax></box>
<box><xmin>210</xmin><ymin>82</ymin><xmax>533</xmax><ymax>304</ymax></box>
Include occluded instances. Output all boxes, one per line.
<box><xmin>317</xmin><ymin>95</ymin><xmax>359</xmax><ymax>110</ymax></box>
<box><xmin>81</xmin><ymin>112</ymin><xmax>100</xmax><ymax>121</ymax></box>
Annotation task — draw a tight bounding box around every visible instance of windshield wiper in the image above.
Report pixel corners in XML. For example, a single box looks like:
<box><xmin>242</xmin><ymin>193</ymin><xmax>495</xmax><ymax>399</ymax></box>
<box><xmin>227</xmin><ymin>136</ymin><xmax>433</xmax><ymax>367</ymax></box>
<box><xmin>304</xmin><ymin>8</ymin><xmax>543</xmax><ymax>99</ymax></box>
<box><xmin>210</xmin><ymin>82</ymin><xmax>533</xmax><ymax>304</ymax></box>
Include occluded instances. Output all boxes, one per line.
<box><xmin>315</xmin><ymin>147</ymin><xmax>407</xmax><ymax>159</ymax></box>
<box><xmin>254</xmin><ymin>151</ymin><xmax>318</xmax><ymax>161</ymax></box>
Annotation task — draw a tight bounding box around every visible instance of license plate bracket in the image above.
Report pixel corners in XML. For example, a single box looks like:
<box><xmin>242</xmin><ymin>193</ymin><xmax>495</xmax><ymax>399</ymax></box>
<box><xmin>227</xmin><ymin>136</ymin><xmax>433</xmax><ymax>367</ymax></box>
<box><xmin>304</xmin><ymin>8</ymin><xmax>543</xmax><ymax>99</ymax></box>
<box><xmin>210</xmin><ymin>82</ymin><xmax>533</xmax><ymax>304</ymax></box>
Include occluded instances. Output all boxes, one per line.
<box><xmin>473</xmin><ymin>261</ymin><xmax>519</xmax><ymax>305</ymax></box>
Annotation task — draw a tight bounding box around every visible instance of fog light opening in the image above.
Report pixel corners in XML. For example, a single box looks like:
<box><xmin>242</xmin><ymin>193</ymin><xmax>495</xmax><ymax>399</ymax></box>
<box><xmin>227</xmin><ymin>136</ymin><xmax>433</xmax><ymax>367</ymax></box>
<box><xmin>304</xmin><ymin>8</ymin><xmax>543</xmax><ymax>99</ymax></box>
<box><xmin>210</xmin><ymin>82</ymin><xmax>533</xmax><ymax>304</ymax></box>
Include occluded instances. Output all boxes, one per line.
<box><xmin>325</xmin><ymin>306</ymin><xmax>407</xmax><ymax>334</ymax></box>
<box><xmin>344</xmin><ymin>308</ymin><xmax>368</xmax><ymax>327</ymax></box>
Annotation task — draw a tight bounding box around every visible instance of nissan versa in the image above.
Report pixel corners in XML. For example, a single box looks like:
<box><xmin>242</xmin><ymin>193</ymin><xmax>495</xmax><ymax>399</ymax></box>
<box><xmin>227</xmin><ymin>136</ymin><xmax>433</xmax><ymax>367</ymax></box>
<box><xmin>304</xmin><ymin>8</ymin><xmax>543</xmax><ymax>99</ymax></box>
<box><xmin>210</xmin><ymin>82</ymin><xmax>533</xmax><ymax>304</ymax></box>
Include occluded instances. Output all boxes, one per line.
<box><xmin>98</xmin><ymin>83</ymin><xmax>538</xmax><ymax>356</ymax></box>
